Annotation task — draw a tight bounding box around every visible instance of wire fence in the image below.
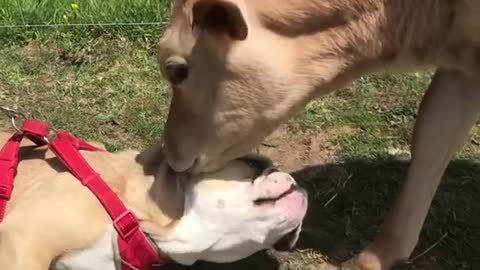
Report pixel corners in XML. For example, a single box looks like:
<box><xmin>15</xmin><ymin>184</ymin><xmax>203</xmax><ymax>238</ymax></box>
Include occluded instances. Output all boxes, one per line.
<box><xmin>0</xmin><ymin>22</ymin><xmax>167</xmax><ymax>29</ymax></box>
<box><xmin>0</xmin><ymin>0</ymin><xmax>170</xmax><ymax>30</ymax></box>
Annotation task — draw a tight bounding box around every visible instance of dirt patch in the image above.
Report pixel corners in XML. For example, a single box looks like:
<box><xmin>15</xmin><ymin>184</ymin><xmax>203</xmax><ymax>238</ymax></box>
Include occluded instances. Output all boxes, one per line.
<box><xmin>257</xmin><ymin>125</ymin><xmax>337</xmax><ymax>172</ymax></box>
<box><xmin>0</xmin><ymin>84</ymin><xmax>19</xmax><ymax>131</ymax></box>
<box><xmin>60</xmin><ymin>49</ymin><xmax>92</xmax><ymax>65</ymax></box>
<box><xmin>20</xmin><ymin>41</ymin><xmax>42</xmax><ymax>61</ymax></box>
<box><xmin>278</xmin><ymin>250</ymin><xmax>337</xmax><ymax>270</ymax></box>
<box><xmin>255</xmin><ymin>125</ymin><xmax>341</xmax><ymax>270</ymax></box>
<box><xmin>18</xmin><ymin>41</ymin><xmax>49</xmax><ymax>75</ymax></box>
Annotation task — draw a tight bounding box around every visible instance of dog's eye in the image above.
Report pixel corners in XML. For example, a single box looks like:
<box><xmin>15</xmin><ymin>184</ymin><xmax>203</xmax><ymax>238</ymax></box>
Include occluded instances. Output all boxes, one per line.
<box><xmin>164</xmin><ymin>57</ymin><xmax>189</xmax><ymax>86</ymax></box>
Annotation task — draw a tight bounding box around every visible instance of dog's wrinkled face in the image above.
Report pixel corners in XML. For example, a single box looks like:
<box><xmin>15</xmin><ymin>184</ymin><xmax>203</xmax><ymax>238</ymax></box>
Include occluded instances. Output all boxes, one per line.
<box><xmin>160</xmin><ymin>0</ymin><xmax>307</xmax><ymax>173</ymax></box>
<box><xmin>164</xmin><ymin>155</ymin><xmax>308</xmax><ymax>264</ymax></box>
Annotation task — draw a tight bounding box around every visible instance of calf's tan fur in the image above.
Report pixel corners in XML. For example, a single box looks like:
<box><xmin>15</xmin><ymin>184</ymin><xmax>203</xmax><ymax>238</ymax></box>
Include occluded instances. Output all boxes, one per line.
<box><xmin>159</xmin><ymin>0</ymin><xmax>480</xmax><ymax>269</ymax></box>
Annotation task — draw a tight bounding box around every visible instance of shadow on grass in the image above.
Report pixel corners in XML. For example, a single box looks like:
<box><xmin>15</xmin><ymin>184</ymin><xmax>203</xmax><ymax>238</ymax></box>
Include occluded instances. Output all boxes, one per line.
<box><xmin>163</xmin><ymin>157</ymin><xmax>479</xmax><ymax>270</ymax></box>
<box><xmin>293</xmin><ymin>158</ymin><xmax>479</xmax><ymax>270</ymax></box>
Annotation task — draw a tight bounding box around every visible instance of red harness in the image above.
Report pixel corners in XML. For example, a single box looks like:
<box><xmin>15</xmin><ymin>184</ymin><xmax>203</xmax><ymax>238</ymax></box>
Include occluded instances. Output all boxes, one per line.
<box><xmin>0</xmin><ymin>118</ymin><xmax>169</xmax><ymax>270</ymax></box>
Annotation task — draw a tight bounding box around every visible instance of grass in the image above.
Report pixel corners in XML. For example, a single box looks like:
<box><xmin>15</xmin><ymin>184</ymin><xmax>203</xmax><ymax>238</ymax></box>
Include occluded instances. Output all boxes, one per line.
<box><xmin>0</xmin><ymin>36</ymin><xmax>169</xmax><ymax>151</ymax></box>
<box><xmin>289</xmin><ymin>73</ymin><xmax>479</xmax><ymax>270</ymax></box>
<box><xmin>0</xmin><ymin>2</ymin><xmax>479</xmax><ymax>270</ymax></box>
<box><xmin>0</xmin><ymin>0</ymin><xmax>171</xmax><ymax>44</ymax></box>
<box><xmin>0</xmin><ymin>0</ymin><xmax>167</xmax><ymax>24</ymax></box>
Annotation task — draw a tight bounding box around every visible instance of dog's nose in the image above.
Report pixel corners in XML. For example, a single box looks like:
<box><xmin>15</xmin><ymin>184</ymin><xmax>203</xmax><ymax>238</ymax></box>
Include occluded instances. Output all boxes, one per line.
<box><xmin>263</xmin><ymin>171</ymin><xmax>297</xmax><ymax>187</ymax></box>
<box><xmin>254</xmin><ymin>171</ymin><xmax>297</xmax><ymax>200</ymax></box>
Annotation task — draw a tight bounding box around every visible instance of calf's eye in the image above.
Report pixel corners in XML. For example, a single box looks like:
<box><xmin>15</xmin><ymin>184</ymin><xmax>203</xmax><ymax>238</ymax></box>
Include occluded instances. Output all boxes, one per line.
<box><xmin>164</xmin><ymin>56</ymin><xmax>189</xmax><ymax>85</ymax></box>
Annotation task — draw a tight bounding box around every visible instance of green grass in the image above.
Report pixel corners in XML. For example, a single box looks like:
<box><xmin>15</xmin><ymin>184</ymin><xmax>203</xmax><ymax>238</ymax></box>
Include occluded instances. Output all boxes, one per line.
<box><xmin>0</xmin><ymin>2</ymin><xmax>479</xmax><ymax>270</ymax></box>
<box><xmin>0</xmin><ymin>37</ymin><xmax>170</xmax><ymax>151</ymax></box>
<box><xmin>294</xmin><ymin>72</ymin><xmax>479</xmax><ymax>160</ymax></box>
<box><xmin>289</xmin><ymin>73</ymin><xmax>479</xmax><ymax>270</ymax></box>
<box><xmin>0</xmin><ymin>0</ymin><xmax>168</xmax><ymax>24</ymax></box>
<box><xmin>0</xmin><ymin>0</ymin><xmax>172</xmax><ymax>44</ymax></box>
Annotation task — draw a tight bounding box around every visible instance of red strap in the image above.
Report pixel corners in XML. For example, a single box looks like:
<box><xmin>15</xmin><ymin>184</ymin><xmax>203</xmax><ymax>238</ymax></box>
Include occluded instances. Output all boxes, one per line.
<box><xmin>117</xmin><ymin>230</ymin><xmax>168</xmax><ymax>270</ymax></box>
<box><xmin>0</xmin><ymin>119</ymin><xmax>50</xmax><ymax>221</ymax></box>
<box><xmin>21</xmin><ymin>119</ymin><xmax>50</xmax><ymax>146</ymax></box>
<box><xmin>56</xmin><ymin>131</ymin><xmax>103</xmax><ymax>151</ymax></box>
<box><xmin>0</xmin><ymin>118</ymin><xmax>167</xmax><ymax>269</ymax></box>
<box><xmin>0</xmin><ymin>133</ymin><xmax>23</xmax><ymax>221</ymax></box>
<box><xmin>48</xmin><ymin>138</ymin><xmax>166</xmax><ymax>269</ymax></box>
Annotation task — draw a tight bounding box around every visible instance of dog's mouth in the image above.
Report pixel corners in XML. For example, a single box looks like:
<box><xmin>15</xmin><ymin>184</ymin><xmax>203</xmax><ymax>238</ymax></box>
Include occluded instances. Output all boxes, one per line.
<box><xmin>273</xmin><ymin>225</ymin><xmax>301</xmax><ymax>252</ymax></box>
<box><xmin>253</xmin><ymin>184</ymin><xmax>297</xmax><ymax>206</ymax></box>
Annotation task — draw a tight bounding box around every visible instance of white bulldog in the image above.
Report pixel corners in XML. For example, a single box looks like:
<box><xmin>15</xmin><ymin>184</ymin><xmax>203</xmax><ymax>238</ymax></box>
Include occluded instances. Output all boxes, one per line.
<box><xmin>0</xmin><ymin>133</ymin><xmax>308</xmax><ymax>270</ymax></box>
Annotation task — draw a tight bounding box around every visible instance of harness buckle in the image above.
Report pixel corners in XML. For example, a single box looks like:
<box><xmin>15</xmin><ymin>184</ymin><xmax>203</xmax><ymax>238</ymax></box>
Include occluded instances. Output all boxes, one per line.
<box><xmin>114</xmin><ymin>210</ymin><xmax>140</xmax><ymax>241</ymax></box>
<box><xmin>0</xmin><ymin>184</ymin><xmax>11</xmax><ymax>200</ymax></box>
<box><xmin>0</xmin><ymin>160</ymin><xmax>14</xmax><ymax>201</ymax></box>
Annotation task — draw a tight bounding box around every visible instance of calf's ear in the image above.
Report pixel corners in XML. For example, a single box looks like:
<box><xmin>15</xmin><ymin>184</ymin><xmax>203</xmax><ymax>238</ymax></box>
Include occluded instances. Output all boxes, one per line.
<box><xmin>192</xmin><ymin>0</ymin><xmax>248</xmax><ymax>40</ymax></box>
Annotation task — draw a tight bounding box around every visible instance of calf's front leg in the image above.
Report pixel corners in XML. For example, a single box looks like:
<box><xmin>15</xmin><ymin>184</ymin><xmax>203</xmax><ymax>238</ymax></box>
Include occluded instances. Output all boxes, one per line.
<box><xmin>343</xmin><ymin>69</ymin><xmax>480</xmax><ymax>270</ymax></box>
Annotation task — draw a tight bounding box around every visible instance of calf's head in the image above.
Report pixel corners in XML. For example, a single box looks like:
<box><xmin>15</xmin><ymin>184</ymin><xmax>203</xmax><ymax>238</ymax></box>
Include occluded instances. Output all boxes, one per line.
<box><xmin>159</xmin><ymin>0</ymin><xmax>314</xmax><ymax>172</ymax></box>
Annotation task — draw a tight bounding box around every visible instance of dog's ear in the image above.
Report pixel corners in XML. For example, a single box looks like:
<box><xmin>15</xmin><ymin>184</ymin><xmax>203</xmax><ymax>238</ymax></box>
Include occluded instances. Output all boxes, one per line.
<box><xmin>192</xmin><ymin>0</ymin><xmax>248</xmax><ymax>40</ymax></box>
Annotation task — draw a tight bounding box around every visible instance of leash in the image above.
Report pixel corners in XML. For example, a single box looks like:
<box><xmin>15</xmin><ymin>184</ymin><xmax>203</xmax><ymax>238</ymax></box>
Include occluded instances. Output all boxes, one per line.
<box><xmin>0</xmin><ymin>105</ymin><xmax>169</xmax><ymax>270</ymax></box>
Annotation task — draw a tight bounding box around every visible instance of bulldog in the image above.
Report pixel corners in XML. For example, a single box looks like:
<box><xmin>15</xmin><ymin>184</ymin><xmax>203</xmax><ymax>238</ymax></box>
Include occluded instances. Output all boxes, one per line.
<box><xmin>0</xmin><ymin>132</ymin><xmax>308</xmax><ymax>270</ymax></box>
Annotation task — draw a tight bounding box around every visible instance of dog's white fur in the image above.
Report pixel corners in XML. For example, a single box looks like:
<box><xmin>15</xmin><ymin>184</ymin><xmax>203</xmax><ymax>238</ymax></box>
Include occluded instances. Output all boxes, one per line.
<box><xmin>159</xmin><ymin>1</ymin><xmax>480</xmax><ymax>269</ymax></box>
<box><xmin>0</xmin><ymin>133</ymin><xmax>307</xmax><ymax>270</ymax></box>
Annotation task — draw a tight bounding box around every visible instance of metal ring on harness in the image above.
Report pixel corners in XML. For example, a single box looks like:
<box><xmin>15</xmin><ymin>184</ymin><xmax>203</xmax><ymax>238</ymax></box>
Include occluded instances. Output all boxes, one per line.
<box><xmin>0</xmin><ymin>105</ymin><xmax>27</xmax><ymax>132</ymax></box>
<box><xmin>0</xmin><ymin>105</ymin><xmax>55</xmax><ymax>142</ymax></box>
